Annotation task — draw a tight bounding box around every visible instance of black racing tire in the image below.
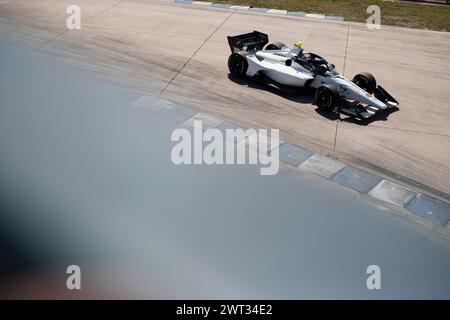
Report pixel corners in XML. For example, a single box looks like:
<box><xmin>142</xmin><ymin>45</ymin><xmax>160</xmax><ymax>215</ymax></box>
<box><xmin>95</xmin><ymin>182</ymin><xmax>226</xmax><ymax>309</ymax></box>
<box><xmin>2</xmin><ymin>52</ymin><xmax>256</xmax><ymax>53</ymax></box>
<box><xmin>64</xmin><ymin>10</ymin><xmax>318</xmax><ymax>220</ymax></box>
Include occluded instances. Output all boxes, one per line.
<box><xmin>265</xmin><ymin>42</ymin><xmax>286</xmax><ymax>50</ymax></box>
<box><xmin>352</xmin><ymin>72</ymin><xmax>377</xmax><ymax>94</ymax></box>
<box><xmin>227</xmin><ymin>52</ymin><xmax>248</xmax><ymax>78</ymax></box>
<box><xmin>315</xmin><ymin>85</ymin><xmax>339</xmax><ymax>111</ymax></box>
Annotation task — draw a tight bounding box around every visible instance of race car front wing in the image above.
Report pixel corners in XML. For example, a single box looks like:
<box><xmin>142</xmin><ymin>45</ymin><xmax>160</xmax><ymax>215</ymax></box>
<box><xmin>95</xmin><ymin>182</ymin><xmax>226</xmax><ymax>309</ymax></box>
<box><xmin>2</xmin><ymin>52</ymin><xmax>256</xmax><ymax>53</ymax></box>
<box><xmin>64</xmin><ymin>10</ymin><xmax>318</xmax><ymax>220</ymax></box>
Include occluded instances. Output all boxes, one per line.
<box><xmin>340</xmin><ymin>85</ymin><xmax>399</xmax><ymax>119</ymax></box>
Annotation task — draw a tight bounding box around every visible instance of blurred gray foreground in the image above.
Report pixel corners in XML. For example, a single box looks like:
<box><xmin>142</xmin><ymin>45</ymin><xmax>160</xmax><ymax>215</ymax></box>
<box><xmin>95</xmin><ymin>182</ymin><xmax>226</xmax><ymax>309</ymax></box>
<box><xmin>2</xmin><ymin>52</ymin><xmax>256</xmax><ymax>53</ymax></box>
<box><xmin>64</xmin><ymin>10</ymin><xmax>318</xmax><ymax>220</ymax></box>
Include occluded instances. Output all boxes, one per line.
<box><xmin>0</xmin><ymin>35</ymin><xmax>449</xmax><ymax>299</ymax></box>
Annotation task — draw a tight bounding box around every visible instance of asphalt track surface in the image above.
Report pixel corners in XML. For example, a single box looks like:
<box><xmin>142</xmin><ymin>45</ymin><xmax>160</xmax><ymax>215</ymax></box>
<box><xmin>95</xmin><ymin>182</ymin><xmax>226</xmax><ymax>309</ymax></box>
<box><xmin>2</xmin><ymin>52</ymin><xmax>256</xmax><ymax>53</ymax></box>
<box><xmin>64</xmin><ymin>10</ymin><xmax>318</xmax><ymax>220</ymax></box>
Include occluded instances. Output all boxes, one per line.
<box><xmin>1</xmin><ymin>0</ymin><xmax>449</xmax><ymax>201</ymax></box>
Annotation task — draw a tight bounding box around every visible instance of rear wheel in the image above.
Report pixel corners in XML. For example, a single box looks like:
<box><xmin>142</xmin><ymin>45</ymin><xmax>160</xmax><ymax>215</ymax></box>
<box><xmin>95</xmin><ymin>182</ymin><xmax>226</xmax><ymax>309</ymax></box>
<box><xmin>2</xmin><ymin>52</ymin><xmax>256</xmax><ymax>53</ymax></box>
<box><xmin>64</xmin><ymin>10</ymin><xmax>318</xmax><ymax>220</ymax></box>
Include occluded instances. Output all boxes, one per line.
<box><xmin>227</xmin><ymin>52</ymin><xmax>248</xmax><ymax>78</ymax></box>
<box><xmin>352</xmin><ymin>72</ymin><xmax>377</xmax><ymax>94</ymax></box>
<box><xmin>315</xmin><ymin>85</ymin><xmax>339</xmax><ymax>111</ymax></box>
<box><xmin>265</xmin><ymin>42</ymin><xmax>286</xmax><ymax>50</ymax></box>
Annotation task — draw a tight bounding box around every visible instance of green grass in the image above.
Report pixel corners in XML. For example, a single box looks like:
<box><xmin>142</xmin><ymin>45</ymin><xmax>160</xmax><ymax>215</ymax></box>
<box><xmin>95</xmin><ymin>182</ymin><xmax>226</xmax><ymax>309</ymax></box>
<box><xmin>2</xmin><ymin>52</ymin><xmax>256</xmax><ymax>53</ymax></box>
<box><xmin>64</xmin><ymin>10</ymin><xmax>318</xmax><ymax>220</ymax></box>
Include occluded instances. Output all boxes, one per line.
<box><xmin>214</xmin><ymin>0</ymin><xmax>450</xmax><ymax>32</ymax></box>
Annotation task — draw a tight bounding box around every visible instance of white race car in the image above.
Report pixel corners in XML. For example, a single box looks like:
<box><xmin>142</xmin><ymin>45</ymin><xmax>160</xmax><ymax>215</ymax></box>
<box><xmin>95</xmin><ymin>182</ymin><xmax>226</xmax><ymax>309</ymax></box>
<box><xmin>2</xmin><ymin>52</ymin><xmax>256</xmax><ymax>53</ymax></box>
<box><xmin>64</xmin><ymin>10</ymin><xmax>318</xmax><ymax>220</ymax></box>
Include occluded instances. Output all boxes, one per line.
<box><xmin>227</xmin><ymin>31</ymin><xmax>399</xmax><ymax>119</ymax></box>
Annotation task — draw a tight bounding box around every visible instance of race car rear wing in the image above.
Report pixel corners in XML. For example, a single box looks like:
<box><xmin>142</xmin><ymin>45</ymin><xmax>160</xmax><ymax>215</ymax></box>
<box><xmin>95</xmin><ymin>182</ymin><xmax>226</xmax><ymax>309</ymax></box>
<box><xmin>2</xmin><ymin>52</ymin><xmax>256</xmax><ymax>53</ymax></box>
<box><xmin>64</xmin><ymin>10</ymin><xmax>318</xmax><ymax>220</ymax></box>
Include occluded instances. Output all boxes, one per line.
<box><xmin>227</xmin><ymin>31</ymin><xmax>269</xmax><ymax>53</ymax></box>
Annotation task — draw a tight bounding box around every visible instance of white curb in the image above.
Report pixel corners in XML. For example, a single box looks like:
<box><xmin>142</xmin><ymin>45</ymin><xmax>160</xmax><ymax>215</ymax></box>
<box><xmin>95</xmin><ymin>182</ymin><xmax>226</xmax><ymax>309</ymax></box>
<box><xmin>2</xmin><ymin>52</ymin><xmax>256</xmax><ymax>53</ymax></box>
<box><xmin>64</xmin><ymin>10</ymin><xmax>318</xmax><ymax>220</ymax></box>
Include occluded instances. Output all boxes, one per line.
<box><xmin>298</xmin><ymin>154</ymin><xmax>345</xmax><ymax>178</ymax></box>
<box><xmin>368</xmin><ymin>180</ymin><xmax>417</xmax><ymax>207</ymax></box>
<box><xmin>267</xmin><ymin>9</ymin><xmax>287</xmax><ymax>15</ymax></box>
<box><xmin>230</xmin><ymin>5</ymin><xmax>250</xmax><ymax>10</ymax></box>
<box><xmin>192</xmin><ymin>1</ymin><xmax>213</xmax><ymax>6</ymax></box>
<box><xmin>306</xmin><ymin>13</ymin><xmax>326</xmax><ymax>19</ymax></box>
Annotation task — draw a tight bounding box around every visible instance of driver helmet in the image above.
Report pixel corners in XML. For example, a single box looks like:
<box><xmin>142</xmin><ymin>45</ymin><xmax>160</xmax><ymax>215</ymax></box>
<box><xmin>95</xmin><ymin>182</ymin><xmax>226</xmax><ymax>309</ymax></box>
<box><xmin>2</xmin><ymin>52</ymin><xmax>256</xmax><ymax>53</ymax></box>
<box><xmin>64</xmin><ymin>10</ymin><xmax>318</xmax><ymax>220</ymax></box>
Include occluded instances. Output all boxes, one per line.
<box><xmin>293</xmin><ymin>41</ymin><xmax>303</xmax><ymax>56</ymax></box>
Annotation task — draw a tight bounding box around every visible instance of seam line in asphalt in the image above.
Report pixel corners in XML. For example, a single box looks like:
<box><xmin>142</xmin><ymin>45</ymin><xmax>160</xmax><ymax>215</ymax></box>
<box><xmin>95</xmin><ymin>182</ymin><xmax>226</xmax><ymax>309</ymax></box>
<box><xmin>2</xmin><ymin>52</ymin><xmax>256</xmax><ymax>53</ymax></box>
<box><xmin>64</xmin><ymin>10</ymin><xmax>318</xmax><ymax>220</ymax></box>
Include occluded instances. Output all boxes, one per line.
<box><xmin>39</xmin><ymin>0</ymin><xmax>125</xmax><ymax>48</ymax></box>
<box><xmin>158</xmin><ymin>10</ymin><xmax>235</xmax><ymax>96</ymax></box>
<box><xmin>342</xmin><ymin>22</ymin><xmax>350</xmax><ymax>76</ymax></box>
<box><xmin>333</xmin><ymin>121</ymin><xmax>339</xmax><ymax>158</ymax></box>
<box><xmin>84</xmin><ymin>0</ymin><xmax>126</xmax><ymax>22</ymax></box>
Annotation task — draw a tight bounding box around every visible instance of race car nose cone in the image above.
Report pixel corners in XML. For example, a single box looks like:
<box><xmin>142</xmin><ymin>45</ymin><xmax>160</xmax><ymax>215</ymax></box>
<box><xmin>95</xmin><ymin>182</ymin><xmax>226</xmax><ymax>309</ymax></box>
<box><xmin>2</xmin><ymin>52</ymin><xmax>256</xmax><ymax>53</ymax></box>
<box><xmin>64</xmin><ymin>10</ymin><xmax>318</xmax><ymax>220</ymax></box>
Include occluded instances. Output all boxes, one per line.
<box><xmin>378</xmin><ymin>102</ymin><xmax>387</xmax><ymax>110</ymax></box>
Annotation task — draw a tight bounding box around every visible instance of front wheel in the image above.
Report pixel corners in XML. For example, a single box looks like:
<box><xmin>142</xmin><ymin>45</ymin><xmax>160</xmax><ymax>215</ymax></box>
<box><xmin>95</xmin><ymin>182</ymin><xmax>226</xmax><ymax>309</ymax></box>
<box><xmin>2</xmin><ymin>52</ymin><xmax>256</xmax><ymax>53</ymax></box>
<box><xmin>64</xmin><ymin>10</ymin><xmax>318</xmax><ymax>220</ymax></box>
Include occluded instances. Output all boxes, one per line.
<box><xmin>228</xmin><ymin>52</ymin><xmax>248</xmax><ymax>78</ymax></box>
<box><xmin>352</xmin><ymin>72</ymin><xmax>377</xmax><ymax>94</ymax></box>
<box><xmin>315</xmin><ymin>85</ymin><xmax>339</xmax><ymax>111</ymax></box>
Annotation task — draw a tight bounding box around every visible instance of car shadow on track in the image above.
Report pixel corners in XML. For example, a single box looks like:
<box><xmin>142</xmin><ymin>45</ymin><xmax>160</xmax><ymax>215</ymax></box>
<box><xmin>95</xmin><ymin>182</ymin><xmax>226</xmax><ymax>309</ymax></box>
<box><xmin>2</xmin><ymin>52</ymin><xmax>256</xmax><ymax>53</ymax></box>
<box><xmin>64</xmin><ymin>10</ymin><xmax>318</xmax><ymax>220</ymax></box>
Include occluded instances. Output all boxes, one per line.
<box><xmin>227</xmin><ymin>74</ymin><xmax>314</xmax><ymax>104</ymax></box>
<box><xmin>314</xmin><ymin>107</ymin><xmax>399</xmax><ymax>125</ymax></box>
<box><xmin>228</xmin><ymin>74</ymin><xmax>399</xmax><ymax>126</ymax></box>
<box><xmin>337</xmin><ymin>107</ymin><xmax>399</xmax><ymax>126</ymax></box>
